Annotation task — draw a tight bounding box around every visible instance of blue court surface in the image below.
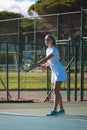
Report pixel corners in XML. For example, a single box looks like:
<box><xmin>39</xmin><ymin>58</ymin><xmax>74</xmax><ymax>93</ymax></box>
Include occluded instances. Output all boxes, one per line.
<box><xmin>0</xmin><ymin>112</ymin><xmax>87</xmax><ymax>130</ymax></box>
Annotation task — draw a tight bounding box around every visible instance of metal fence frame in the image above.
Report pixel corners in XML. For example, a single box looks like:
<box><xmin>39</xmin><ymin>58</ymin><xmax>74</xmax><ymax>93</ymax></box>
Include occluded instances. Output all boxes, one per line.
<box><xmin>0</xmin><ymin>8</ymin><xmax>87</xmax><ymax>102</ymax></box>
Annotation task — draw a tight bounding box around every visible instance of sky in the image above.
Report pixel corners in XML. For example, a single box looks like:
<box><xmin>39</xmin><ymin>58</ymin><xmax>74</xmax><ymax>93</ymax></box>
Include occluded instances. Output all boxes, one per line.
<box><xmin>0</xmin><ymin>0</ymin><xmax>36</xmax><ymax>17</ymax></box>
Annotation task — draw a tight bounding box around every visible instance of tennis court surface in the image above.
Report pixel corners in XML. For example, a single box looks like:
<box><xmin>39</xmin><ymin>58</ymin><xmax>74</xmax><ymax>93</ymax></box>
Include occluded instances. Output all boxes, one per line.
<box><xmin>0</xmin><ymin>102</ymin><xmax>87</xmax><ymax>130</ymax></box>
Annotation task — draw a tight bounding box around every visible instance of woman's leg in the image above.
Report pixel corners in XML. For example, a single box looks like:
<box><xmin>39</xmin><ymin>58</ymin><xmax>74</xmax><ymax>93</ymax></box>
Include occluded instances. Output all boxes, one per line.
<box><xmin>46</xmin><ymin>81</ymin><xmax>65</xmax><ymax>116</ymax></box>
<box><xmin>53</xmin><ymin>81</ymin><xmax>63</xmax><ymax>111</ymax></box>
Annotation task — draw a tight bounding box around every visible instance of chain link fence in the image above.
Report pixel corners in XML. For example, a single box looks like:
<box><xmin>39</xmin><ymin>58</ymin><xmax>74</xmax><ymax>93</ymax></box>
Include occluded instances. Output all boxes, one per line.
<box><xmin>0</xmin><ymin>8</ymin><xmax>87</xmax><ymax>101</ymax></box>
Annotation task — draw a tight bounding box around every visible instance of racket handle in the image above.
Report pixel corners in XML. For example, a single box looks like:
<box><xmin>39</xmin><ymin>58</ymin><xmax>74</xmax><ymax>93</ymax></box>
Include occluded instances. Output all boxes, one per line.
<box><xmin>40</xmin><ymin>64</ymin><xmax>47</xmax><ymax>69</ymax></box>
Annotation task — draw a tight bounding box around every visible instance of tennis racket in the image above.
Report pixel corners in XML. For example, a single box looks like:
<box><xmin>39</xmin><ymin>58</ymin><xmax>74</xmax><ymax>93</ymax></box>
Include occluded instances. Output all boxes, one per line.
<box><xmin>21</xmin><ymin>57</ymin><xmax>43</xmax><ymax>72</ymax></box>
<box><xmin>21</xmin><ymin>57</ymin><xmax>35</xmax><ymax>72</ymax></box>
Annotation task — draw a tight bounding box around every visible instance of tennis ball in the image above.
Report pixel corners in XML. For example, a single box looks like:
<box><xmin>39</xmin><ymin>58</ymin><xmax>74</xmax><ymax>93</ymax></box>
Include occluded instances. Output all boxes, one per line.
<box><xmin>27</xmin><ymin>64</ymin><xmax>30</xmax><ymax>67</ymax></box>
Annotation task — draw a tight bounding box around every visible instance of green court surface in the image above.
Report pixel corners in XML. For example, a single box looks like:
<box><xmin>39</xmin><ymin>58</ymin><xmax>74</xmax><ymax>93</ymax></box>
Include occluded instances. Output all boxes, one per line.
<box><xmin>0</xmin><ymin>102</ymin><xmax>87</xmax><ymax>130</ymax></box>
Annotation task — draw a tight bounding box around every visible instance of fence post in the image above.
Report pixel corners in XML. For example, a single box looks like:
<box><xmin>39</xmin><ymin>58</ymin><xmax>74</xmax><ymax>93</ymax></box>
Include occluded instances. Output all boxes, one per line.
<box><xmin>6</xmin><ymin>42</ymin><xmax>9</xmax><ymax>100</ymax></box>
<box><xmin>18</xmin><ymin>19</ymin><xmax>20</xmax><ymax>99</ymax></box>
<box><xmin>74</xmin><ymin>45</ymin><xmax>78</xmax><ymax>101</ymax></box>
<box><xmin>67</xmin><ymin>40</ymin><xmax>71</xmax><ymax>101</ymax></box>
<box><xmin>57</xmin><ymin>14</ymin><xmax>60</xmax><ymax>39</ymax></box>
<box><xmin>80</xmin><ymin>7</ymin><xmax>84</xmax><ymax>101</ymax></box>
<box><xmin>46</xmin><ymin>67</ymin><xmax>51</xmax><ymax>101</ymax></box>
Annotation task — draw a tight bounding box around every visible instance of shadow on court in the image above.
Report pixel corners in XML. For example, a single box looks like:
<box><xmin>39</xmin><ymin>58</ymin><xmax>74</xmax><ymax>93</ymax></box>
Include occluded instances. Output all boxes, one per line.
<box><xmin>0</xmin><ymin>102</ymin><xmax>87</xmax><ymax>130</ymax></box>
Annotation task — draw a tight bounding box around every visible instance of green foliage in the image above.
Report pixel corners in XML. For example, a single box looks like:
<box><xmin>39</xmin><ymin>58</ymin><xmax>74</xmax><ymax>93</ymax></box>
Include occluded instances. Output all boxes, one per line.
<box><xmin>20</xmin><ymin>18</ymin><xmax>34</xmax><ymax>31</ymax></box>
<box><xmin>0</xmin><ymin>11</ymin><xmax>22</xmax><ymax>42</ymax></box>
<box><xmin>28</xmin><ymin>0</ymin><xmax>87</xmax><ymax>15</ymax></box>
<box><xmin>0</xmin><ymin>11</ymin><xmax>22</xmax><ymax>20</ymax></box>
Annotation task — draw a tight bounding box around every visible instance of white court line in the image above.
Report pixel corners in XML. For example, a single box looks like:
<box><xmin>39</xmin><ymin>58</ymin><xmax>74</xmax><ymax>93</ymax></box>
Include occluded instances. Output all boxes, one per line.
<box><xmin>0</xmin><ymin>112</ymin><xmax>45</xmax><ymax>118</ymax></box>
<box><xmin>0</xmin><ymin>112</ymin><xmax>87</xmax><ymax>121</ymax></box>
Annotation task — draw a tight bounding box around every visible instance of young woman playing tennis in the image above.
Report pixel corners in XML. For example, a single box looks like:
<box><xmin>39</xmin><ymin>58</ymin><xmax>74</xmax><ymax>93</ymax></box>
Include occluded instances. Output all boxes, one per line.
<box><xmin>33</xmin><ymin>34</ymin><xmax>67</xmax><ymax>116</ymax></box>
